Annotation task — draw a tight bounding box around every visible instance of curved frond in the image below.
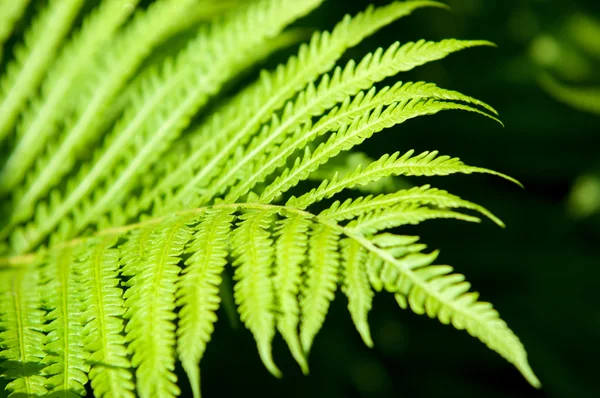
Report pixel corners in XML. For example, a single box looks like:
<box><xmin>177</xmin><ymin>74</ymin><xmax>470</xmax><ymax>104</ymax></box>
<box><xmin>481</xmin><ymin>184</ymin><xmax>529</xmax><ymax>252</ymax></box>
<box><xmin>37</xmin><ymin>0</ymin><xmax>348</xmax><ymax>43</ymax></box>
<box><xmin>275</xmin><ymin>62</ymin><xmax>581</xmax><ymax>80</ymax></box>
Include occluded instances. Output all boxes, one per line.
<box><xmin>218</xmin><ymin>40</ymin><xmax>495</xmax><ymax>204</ymax></box>
<box><xmin>0</xmin><ymin>1</ymin><xmax>540</xmax><ymax>396</ymax></box>
<box><xmin>357</xmin><ymin>234</ymin><xmax>540</xmax><ymax>388</ymax></box>
<box><xmin>288</xmin><ymin>150</ymin><xmax>518</xmax><ymax>210</ymax></box>
<box><xmin>346</xmin><ymin>202</ymin><xmax>481</xmax><ymax>236</ymax></box>
<box><xmin>261</xmin><ymin>99</ymin><xmax>501</xmax><ymax>205</ymax></box>
<box><xmin>321</xmin><ymin>184</ymin><xmax>504</xmax><ymax>227</ymax></box>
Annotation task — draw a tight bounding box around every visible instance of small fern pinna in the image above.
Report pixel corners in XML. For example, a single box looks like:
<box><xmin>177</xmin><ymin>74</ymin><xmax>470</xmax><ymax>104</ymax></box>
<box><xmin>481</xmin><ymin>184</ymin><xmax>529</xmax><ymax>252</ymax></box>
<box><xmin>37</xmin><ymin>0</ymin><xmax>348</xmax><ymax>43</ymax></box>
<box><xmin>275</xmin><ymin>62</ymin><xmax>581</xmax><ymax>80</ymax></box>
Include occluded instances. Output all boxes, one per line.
<box><xmin>0</xmin><ymin>1</ymin><xmax>540</xmax><ymax>397</ymax></box>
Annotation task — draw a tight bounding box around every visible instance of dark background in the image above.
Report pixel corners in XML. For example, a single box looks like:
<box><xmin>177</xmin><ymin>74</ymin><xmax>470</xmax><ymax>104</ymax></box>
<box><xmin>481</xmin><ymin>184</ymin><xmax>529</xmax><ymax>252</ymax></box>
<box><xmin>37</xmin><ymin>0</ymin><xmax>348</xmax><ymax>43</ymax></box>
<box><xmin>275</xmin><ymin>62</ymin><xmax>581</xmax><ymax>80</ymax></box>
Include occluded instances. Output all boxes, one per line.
<box><xmin>198</xmin><ymin>1</ymin><xmax>600</xmax><ymax>397</ymax></box>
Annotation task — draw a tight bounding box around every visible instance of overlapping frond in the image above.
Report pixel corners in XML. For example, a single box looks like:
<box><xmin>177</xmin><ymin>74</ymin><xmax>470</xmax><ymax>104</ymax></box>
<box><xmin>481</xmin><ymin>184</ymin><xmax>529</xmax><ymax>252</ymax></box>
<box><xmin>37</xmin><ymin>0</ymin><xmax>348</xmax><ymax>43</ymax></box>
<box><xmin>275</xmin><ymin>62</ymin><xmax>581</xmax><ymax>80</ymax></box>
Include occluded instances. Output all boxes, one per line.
<box><xmin>0</xmin><ymin>203</ymin><xmax>541</xmax><ymax>396</ymax></box>
<box><xmin>260</xmin><ymin>98</ymin><xmax>501</xmax><ymax>205</ymax></box>
<box><xmin>1</xmin><ymin>0</ymin><xmax>140</xmax><ymax>193</ymax></box>
<box><xmin>0</xmin><ymin>0</ymin><xmax>540</xmax><ymax>397</ymax></box>
<box><xmin>6</xmin><ymin>0</ymin><xmax>198</xmax><ymax>232</ymax></box>
<box><xmin>6</xmin><ymin>0</ymin><xmax>323</xmax><ymax>255</ymax></box>
<box><xmin>0</xmin><ymin>0</ymin><xmax>84</xmax><ymax>142</ymax></box>
<box><xmin>142</xmin><ymin>1</ymin><xmax>446</xmax><ymax>212</ymax></box>
<box><xmin>321</xmin><ymin>184</ymin><xmax>503</xmax><ymax>226</ymax></box>
<box><xmin>288</xmin><ymin>150</ymin><xmax>518</xmax><ymax>210</ymax></box>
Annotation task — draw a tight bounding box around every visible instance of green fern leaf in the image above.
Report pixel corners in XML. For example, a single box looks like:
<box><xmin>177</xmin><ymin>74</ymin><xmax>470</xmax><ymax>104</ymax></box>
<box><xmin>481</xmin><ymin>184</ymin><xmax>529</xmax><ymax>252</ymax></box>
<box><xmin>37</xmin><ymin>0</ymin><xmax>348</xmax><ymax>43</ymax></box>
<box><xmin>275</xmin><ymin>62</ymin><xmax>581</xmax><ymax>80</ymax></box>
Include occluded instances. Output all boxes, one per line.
<box><xmin>152</xmin><ymin>1</ymin><xmax>444</xmax><ymax>210</ymax></box>
<box><xmin>231</xmin><ymin>209</ymin><xmax>281</xmax><ymax>377</ymax></box>
<box><xmin>274</xmin><ymin>213</ymin><xmax>312</xmax><ymax>374</ymax></box>
<box><xmin>300</xmin><ymin>224</ymin><xmax>341</xmax><ymax>353</ymax></box>
<box><xmin>121</xmin><ymin>217</ymin><xmax>193</xmax><ymax>398</ymax></box>
<box><xmin>320</xmin><ymin>185</ymin><xmax>504</xmax><ymax>226</ymax></box>
<box><xmin>78</xmin><ymin>237</ymin><xmax>134</xmax><ymax>398</ymax></box>
<box><xmin>176</xmin><ymin>208</ymin><xmax>234</xmax><ymax>398</ymax></box>
<box><xmin>0</xmin><ymin>1</ymin><xmax>541</xmax><ymax>395</ymax></box>
<box><xmin>39</xmin><ymin>247</ymin><xmax>89</xmax><ymax>397</ymax></box>
<box><xmin>347</xmin><ymin>202</ymin><xmax>481</xmax><ymax>236</ymax></box>
<box><xmin>0</xmin><ymin>267</ymin><xmax>48</xmax><ymax>397</ymax></box>
<box><xmin>262</xmin><ymin>99</ymin><xmax>500</xmax><ymax>206</ymax></box>
<box><xmin>288</xmin><ymin>149</ymin><xmax>518</xmax><ymax>210</ymax></box>
<box><xmin>7</xmin><ymin>0</ymin><xmax>198</xmax><ymax>233</ymax></box>
<box><xmin>340</xmin><ymin>238</ymin><xmax>374</xmax><ymax>347</ymax></box>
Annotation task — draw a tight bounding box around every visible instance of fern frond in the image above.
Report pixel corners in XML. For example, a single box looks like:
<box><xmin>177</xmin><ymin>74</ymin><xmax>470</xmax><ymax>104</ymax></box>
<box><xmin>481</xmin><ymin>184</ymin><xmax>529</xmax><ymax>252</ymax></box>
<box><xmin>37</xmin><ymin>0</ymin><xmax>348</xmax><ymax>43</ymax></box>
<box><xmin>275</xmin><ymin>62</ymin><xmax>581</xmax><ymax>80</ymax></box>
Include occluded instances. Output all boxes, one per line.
<box><xmin>0</xmin><ymin>0</ymin><xmax>84</xmax><ymax>143</ymax></box>
<box><xmin>7</xmin><ymin>0</ymin><xmax>198</xmax><ymax>230</ymax></box>
<box><xmin>150</xmin><ymin>1</ymin><xmax>445</xmax><ymax>210</ymax></box>
<box><xmin>347</xmin><ymin>202</ymin><xmax>481</xmax><ymax>236</ymax></box>
<box><xmin>0</xmin><ymin>0</ymin><xmax>540</xmax><ymax>395</ymax></box>
<box><xmin>261</xmin><ymin>99</ymin><xmax>500</xmax><ymax>205</ymax></box>
<box><xmin>78</xmin><ymin>237</ymin><xmax>134</xmax><ymax>398</ymax></box>
<box><xmin>321</xmin><ymin>184</ymin><xmax>504</xmax><ymax>226</ymax></box>
<box><xmin>364</xmin><ymin>234</ymin><xmax>426</xmax><ymax>292</ymax></box>
<box><xmin>176</xmin><ymin>208</ymin><xmax>234</xmax><ymax>398</ymax></box>
<box><xmin>211</xmin><ymin>39</ymin><xmax>495</xmax><ymax>204</ymax></box>
<box><xmin>355</xmin><ymin>235</ymin><xmax>540</xmax><ymax>387</ymax></box>
<box><xmin>274</xmin><ymin>213</ymin><xmax>311</xmax><ymax>374</ymax></box>
<box><xmin>0</xmin><ymin>267</ymin><xmax>48</xmax><ymax>397</ymax></box>
<box><xmin>340</xmin><ymin>238</ymin><xmax>373</xmax><ymax>347</ymax></box>
<box><xmin>231</xmin><ymin>209</ymin><xmax>280</xmax><ymax>377</ymax></box>
<box><xmin>241</xmin><ymin>78</ymin><xmax>495</xmax><ymax>204</ymax></box>
<box><xmin>121</xmin><ymin>217</ymin><xmax>193</xmax><ymax>398</ymax></box>
<box><xmin>39</xmin><ymin>247</ymin><xmax>89</xmax><ymax>397</ymax></box>
<box><xmin>7</xmin><ymin>0</ymin><xmax>324</xmax><ymax>255</ymax></box>
<box><xmin>300</xmin><ymin>224</ymin><xmax>340</xmax><ymax>353</ymax></box>
<box><xmin>0</xmin><ymin>0</ymin><xmax>140</xmax><ymax>193</ymax></box>
<box><xmin>307</xmin><ymin>151</ymin><xmax>411</xmax><ymax>194</ymax></box>
<box><xmin>0</xmin><ymin>200</ymin><xmax>540</xmax><ymax>392</ymax></box>
<box><xmin>287</xmin><ymin>150</ymin><xmax>517</xmax><ymax>210</ymax></box>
